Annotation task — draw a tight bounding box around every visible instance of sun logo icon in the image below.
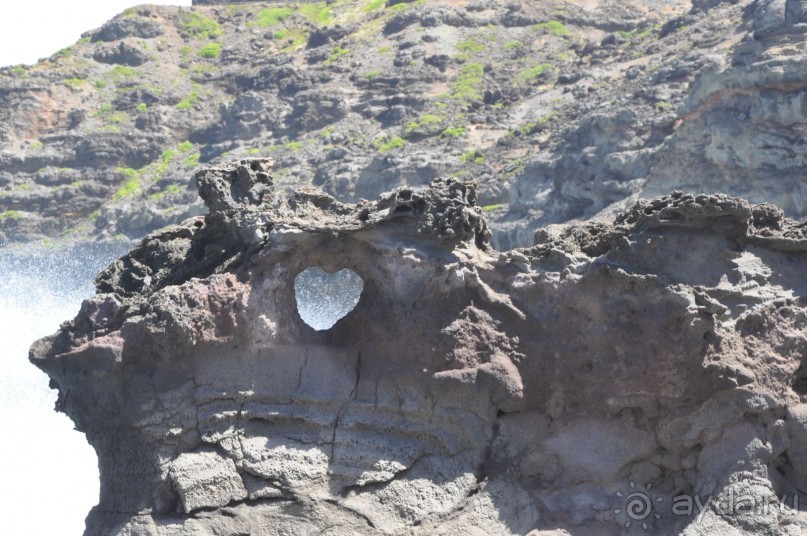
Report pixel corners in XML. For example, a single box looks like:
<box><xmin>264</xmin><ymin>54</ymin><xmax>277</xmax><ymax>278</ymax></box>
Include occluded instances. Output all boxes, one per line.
<box><xmin>614</xmin><ymin>481</ymin><xmax>663</xmax><ymax>530</ymax></box>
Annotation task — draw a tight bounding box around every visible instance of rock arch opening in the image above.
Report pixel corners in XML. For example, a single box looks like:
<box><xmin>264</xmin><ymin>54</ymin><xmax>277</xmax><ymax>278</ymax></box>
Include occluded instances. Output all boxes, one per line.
<box><xmin>293</xmin><ymin>267</ymin><xmax>363</xmax><ymax>331</ymax></box>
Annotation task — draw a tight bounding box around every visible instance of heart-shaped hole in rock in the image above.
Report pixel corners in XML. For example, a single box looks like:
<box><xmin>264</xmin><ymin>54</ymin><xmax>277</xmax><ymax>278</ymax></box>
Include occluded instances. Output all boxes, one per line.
<box><xmin>294</xmin><ymin>267</ymin><xmax>364</xmax><ymax>331</ymax></box>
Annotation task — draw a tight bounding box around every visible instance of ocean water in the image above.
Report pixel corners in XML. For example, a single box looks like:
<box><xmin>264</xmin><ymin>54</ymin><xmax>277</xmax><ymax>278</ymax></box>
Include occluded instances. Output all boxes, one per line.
<box><xmin>294</xmin><ymin>267</ymin><xmax>364</xmax><ymax>331</ymax></box>
<box><xmin>0</xmin><ymin>243</ymin><xmax>127</xmax><ymax>535</ymax></box>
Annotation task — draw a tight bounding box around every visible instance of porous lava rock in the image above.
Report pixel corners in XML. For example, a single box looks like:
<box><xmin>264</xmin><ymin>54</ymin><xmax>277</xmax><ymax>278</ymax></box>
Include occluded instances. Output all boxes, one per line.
<box><xmin>31</xmin><ymin>160</ymin><xmax>807</xmax><ymax>535</ymax></box>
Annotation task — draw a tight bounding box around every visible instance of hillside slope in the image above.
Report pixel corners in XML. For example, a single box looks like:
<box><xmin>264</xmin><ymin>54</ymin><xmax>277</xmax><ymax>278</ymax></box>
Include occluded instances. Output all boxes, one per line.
<box><xmin>1</xmin><ymin>0</ymin><xmax>805</xmax><ymax>249</ymax></box>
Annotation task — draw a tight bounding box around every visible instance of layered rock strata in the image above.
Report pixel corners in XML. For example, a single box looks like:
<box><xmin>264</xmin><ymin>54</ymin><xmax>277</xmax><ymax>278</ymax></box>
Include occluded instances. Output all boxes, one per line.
<box><xmin>31</xmin><ymin>160</ymin><xmax>807</xmax><ymax>535</ymax></box>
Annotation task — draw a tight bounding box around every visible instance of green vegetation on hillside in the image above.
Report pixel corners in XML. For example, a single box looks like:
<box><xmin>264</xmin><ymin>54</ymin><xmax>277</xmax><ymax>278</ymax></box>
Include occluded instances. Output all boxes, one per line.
<box><xmin>256</xmin><ymin>7</ymin><xmax>294</xmax><ymax>27</ymax></box>
<box><xmin>535</xmin><ymin>20</ymin><xmax>571</xmax><ymax>37</ymax></box>
<box><xmin>0</xmin><ymin>210</ymin><xmax>22</xmax><ymax>220</ymax></box>
<box><xmin>363</xmin><ymin>0</ymin><xmax>385</xmax><ymax>12</ymax></box>
<box><xmin>301</xmin><ymin>4</ymin><xmax>332</xmax><ymax>25</ymax></box>
<box><xmin>449</xmin><ymin>63</ymin><xmax>485</xmax><ymax>102</ymax></box>
<box><xmin>461</xmin><ymin>150</ymin><xmax>485</xmax><ymax>164</ymax></box>
<box><xmin>377</xmin><ymin>135</ymin><xmax>406</xmax><ymax>152</ymax></box>
<box><xmin>440</xmin><ymin>127</ymin><xmax>467</xmax><ymax>138</ymax></box>
<box><xmin>111</xmin><ymin>65</ymin><xmax>135</xmax><ymax>79</ymax></box>
<box><xmin>325</xmin><ymin>46</ymin><xmax>350</xmax><ymax>65</ymax></box>
<box><xmin>113</xmin><ymin>168</ymin><xmax>140</xmax><ymax>201</ymax></box>
<box><xmin>199</xmin><ymin>42</ymin><xmax>222</xmax><ymax>59</ymax></box>
<box><xmin>456</xmin><ymin>38</ymin><xmax>486</xmax><ymax>54</ymax></box>
<box><xmin>514</xmin><ymin>63</ymin><xmax>552</xmax><ymax>86</ymax></box>
<box><xmin>63</xmin><ymin>77</ymin><xmax>87</xmax><ymax>89</ymax></box>
<box><xmin>407</xmin><ymin>114</ymin><xmax>443</xmax><ymax>134</ymax></box>
<box><xmin>176</xmin><ymin>91</ymin><xmax>200</xmax><ymax>110</ymax></box>
<box><xmin>180</xmin><ymin>12</ymin><xmax>222</xmax><ymax>39</ymax></box>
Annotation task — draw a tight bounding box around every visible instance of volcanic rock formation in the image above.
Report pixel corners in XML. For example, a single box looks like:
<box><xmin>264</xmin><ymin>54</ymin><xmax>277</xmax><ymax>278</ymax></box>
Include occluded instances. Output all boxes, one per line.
<box><xmin>4</xmin><ymin>0</ymin><xmax>807</xmax><ymax>251</ymax></box>
<box><xmin>30</xmin><ymin>159</ymin><xmax>807</xmax><ymax>535</ymax></box>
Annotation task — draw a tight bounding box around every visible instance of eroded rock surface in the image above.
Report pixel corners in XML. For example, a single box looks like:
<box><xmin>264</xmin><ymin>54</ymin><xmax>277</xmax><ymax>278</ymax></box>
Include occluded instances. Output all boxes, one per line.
<box><xmin>31</xmin><ymin>160</ymin><xmax>807</xmax><ymax>535</ymax></box>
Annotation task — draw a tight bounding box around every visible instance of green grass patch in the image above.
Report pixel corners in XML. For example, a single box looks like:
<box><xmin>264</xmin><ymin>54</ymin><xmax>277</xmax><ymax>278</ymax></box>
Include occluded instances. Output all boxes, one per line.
<box><xmin>280</xmin><ymin>29</ymin><xmax>309</xmax><ymax>53</ymax></box>
<box><xmin>113</xmin><ymin>168</ymin><xmax>140</xmax><ymax>201</ymax></box>
<box><xmin>184</xmin><ymin>152</ymin><xmax>201</xmax><ymax>167</ymax></box>
<box><xmin>456</xmin><ymin>38</ymin><xmax>486</xmax><ymax>54</ymax></box>
<box><xmin>192</xmin><ymin>64</ymin><xmax>219</xmax><ymax>75</ymax></box>
<box><xmin>439</xmin><ymin>126</ymin><xmax>467</xmax><ymax>138</ymax></box>
<box><xmin>180</xmin><ymin>12</ymin><xmax>222</xmax><ymax>39</ymax></box>
<box><xmin>363</xmin><ymin>0</ymin><xmax>385</xmax><ymax>11</ymax></box>
<box><xmin>461</xmin><ymin>150</ymin><xmax>485</xmax><ymax>164</ymax></box>
<box><xmin>514</xmin><ymin>63</ymin><xmax>552</xmax><ymax>86</ymax></box>
<box><xmin>377</xmin><ymin>135</ymin><xmax>406</xmax><ymax>153</ymax></box>
<box><xmin>11</xmin><ymin>65</ymin><xmax>27</xmax><ymax>77</ymax></box>
<box><xmin>540</xmin><ymin>111</ymin><xmax>558</xmax><ymax>123</ymax></box>
<box><xmin>301</xmin><ymin>3</ymin><xmax>332</xmax><ymax>25</ymax></box>
<box><xmin>176</xmin><ymin>91</ymin><xmax>200</xmax><ymax>110</ymax></box>
<box><xmin>150</xmin><ymin>183</ymin><xmax>182</xmax><ymax>200</ymax></box>
<box><xmin>504</xmin><ymin>40</ymin><xmax>524</xmax><ymax>50</ymax></box>
<box><xmin>482</xmin><ymin>203</ymin><xmax>502</xmax><ymax>212</ymax></box>
<box><xmin>364</xmin><ymin>69</ymin><xmax>382</xmax><ymax>80</ymax></box>
<box><xmin>51</xmin><ymin>47</ymin><xmax>73</xmax><ymax>60</ymax></box>
<box><xmin>535</xmin><ymin>20</ymin><xmax>571</xmax><ymax>37</ymax></box>
<box><xmin>199</xmin><ymin>42</ymin><xmax>221</xmax><ymax>59</ymax></box>
<box><xmin>378</xmin><ymin>45</ymin><xmax>391</xmax><ymax>54</ymax></box>
<box><xmin>152</xmin><ymin>149</ymin><xmax>176</xmax><ymax>177</ymax></box>
<box><xmin>511</xmin><ymin>122</ymin><xmax>536</xmax><ymax>136</ymax></box>
<box><xmin>325</xmin><ymin>46</ymin><xmax>350</xmax><ymax>65</ymax></box>
<box><xmin>135</xmin><ymin>102</ymin><xmax>148</xmax><ymax>112</ymax></box>
<box><xmin>285</xmin><ymin>141</ymin><xmax>304</xmax><ymax>152</ymax></box>
<box><xmin>63</xmin><ymin>77</ymin><xmax>87</xmax><ymax>88</ymax></box>
<box><xmin>0</xmin><ymin>210</ymin><xmax>22</xmax><ymax>220</ymax></box>
<box><xmin>450</xmin><ymin>62</ymin><xmax>485</xmax><ymax>101</ymax></box>
<box><xmin>257</xmin><ymin>7</ymin><xmax>294</xmax><ymax>27</ymax></box>
<box><xmin>178</xmin><ymin>141</ymin><xmax>193</xmax><ymax>153</ymax></box>
<box><xmin>635</xmin><ymin>25</ymin><xmax>658</xmax><ymax>39</ymax></box>
<box><xmin>406</xmin><ymin>114</ymin><xmax>443</xmax><ymax>133</ymax></box>
<box><xmin>111</xmin><ymin>66</ymin><xmax>134</xmax><ymax>77</ymax></box>
<box><xmin>273</xmin><ymin>28</ymin><xmax>289</xmax><ymax>39</ymax></box>
<box><xmin>618</xmin><ymin>25</ymin><xmax>659</xmax><ymax>43</ymax></box>
<box><xmin>110</xmin><ymin>65</ymin><xmax>135</xmax><ymax>80</ymax></box>
<box><xmin>108</xmin><ymin>111</ymin><xmax>129</xmax><ymax>124</ymax></box>
<box><xmin>95</xmin><ymin>103</ymin><xmax>114</xmax><ymax>117</ymax></box>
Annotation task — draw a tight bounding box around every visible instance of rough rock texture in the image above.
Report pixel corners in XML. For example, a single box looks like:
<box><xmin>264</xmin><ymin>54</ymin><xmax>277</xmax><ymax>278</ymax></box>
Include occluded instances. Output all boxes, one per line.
<box><xmin>31</xmin><ymin>160</ymin><xmax>807</xmax><ymax>535</ymax></box>
<box><xmin>5</xmin><ymin>0</ymin><xmax>807</xmax><ymax>251</ymax></box>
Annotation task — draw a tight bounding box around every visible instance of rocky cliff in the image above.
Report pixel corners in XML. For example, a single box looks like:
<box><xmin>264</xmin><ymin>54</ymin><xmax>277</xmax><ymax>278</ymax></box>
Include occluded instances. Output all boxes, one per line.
<box><xmin>31</xmin><ymin>159</ymin><xmax>807</xmax><ymax>535</ymax></box>
<box><xmin>3</xmin><ymin>0</ymin><xmax>807</xmax><ymax>249</ymax></box>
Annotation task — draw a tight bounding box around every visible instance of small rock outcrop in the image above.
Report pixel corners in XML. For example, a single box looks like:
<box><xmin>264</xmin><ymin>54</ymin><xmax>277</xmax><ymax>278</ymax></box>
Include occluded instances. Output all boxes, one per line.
<box><xmin>30</xmin><ymin>160</ymin><xmax>807</xmax><ymax>535</ymax></box>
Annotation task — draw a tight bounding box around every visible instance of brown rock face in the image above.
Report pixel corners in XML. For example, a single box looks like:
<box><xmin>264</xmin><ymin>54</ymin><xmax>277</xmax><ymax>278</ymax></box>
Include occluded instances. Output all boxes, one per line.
<box><xmin>30</xmin><ymin>160</ymin><xmax>807</xmax><ymax>535</ymax></box>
